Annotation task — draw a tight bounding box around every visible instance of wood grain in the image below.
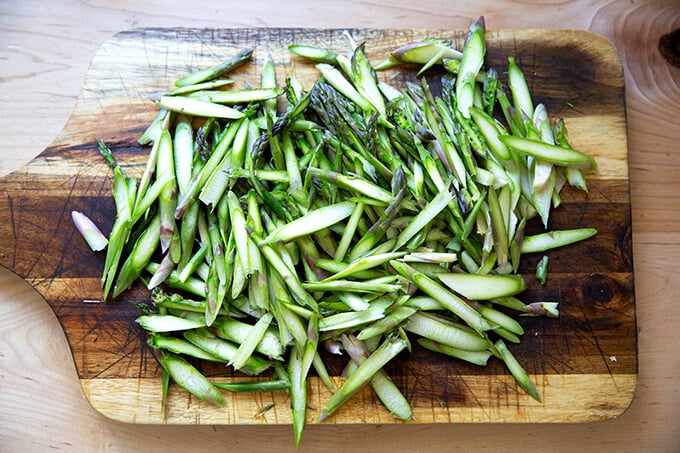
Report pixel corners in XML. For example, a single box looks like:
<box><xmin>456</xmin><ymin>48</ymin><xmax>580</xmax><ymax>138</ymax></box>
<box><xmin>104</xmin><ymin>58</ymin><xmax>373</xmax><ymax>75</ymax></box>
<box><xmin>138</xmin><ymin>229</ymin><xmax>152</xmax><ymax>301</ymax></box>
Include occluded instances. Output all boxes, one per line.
<box><xmin>0</xmin><ymin>26</ymin><xmax>635</xmax><ymax>425</ymax></box>
<box><xmin>1</xmin><ymin>1</ymin><xmax>679</xmax><ymax>451</ymax></box>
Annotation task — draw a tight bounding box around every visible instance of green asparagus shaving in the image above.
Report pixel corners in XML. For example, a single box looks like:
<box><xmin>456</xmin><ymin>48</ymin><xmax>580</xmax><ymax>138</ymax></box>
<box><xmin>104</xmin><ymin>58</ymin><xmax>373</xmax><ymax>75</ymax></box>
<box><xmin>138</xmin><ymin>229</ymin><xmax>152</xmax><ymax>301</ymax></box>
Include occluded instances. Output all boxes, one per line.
<box><xmin>183</xmin><ymin>328</ymin><xmax>272</xmax><ymax>376</ymax></box>
<box><xmin>493</xmin><ymin>339</ymin><xmax>541</xmax><ymax>402</ymax></box>
<box><xmin>315</xmin><ymin>63</ymin><xmax>372</xmax><ymax>111</ymax></box>
<box><xmin>288</xmin><ymin>346</ymin><xmax>307</xmax><ymax>447</ymax></box>
<box><xmin>500</xmin><ymin>135</ymin><xmax>597</xmax><ymax>171</ymax></box>
<box><xmin>392</xmin><ymin>181</ymin><xmax>455</xmax><ymax>251</ymax></box>
<box><xmin>404</xmin><ymin>312</ymin><xmax>489</xmax><ymax>352</ymax></box>
<box><xmin>259</xmin><ymin>201</ymin><xmax>356</xmax><ymax>245</ymax></box>
<box><xmin>391</xmin><ymin>261</ymin><xmax>493</xmax><ymax>335</ymax></box>
<box><xmin>417</xmin><ymin>337</ymin><xmax>492</xmax><ymax>366</ymax></box>
<box><xmin>157</xmin><ymin>352</ymin><xmax>226</xmax><ymax>407</ymax></box>
<box><xmin>376</xmin><ymin>39</ymin><xmax>462</xmax><ymax>72</ymax></box>
<box><xmin>342</xmin><ymin>334</ymin><xmax>413</xmax><ymax>420</ymax></box>
<box><xmin>148</xmin><ymin>333</ymin><xmax>223</xmax><ymax>362</ymax></box>
<box><xmin>230</xmin><ymin>313</ymin><xmax>274</xmax><ymax>371</ymax></box>
<box><xmin>213</xmin><ymin>379</ymin><xmax>289</xmax><ymax>392</ymax></box>
<box><xmin>157</xmin><ymin>95</ymin><xmax>246</xmax><ymax>119</ymax></box>
<box><xmin>289</xmin><ymin>44</ymin><xmax>339</xmax><ymax>64</ymax></box>
<box><xmin>174</xmin><ymin>48</ymin><xmax>253</xmax><ymax>87</ymax></box>
<box><xmin>507</xmin><ymin>56</ymin><xmax>534</xmax><ymax>119</ymax></box>
<box><xmin>436</xmin><ymin>272</ymin><xmax>526</xmax><ymax>300</ymax></box>
<box><xmin>318</xmin><ymin>334</ymin><xmax>408</xmax><ymax>421</ymax></box>
<box><xmin>455</xmin><ymin>16</ymin><xmax>486</xmax><ymax>118</ymax></box>
<box><xmin>195</xmin><ymin>87</ymin><xmax>283</xmax><ymax>104</ymax></box>
<box><xmin>520</xmin><ymin>228</ymin><xmax>597</xmax><ymax>254</ymax></box>
<box><xmin>213</xmin><ymin>316</ymin><xmax>284</xmax><ymax>361</ymax></box>
<box><xmin>135</xmin><ymin>314</ymin><xmax>205</xmax><ymax>332</ymax></box>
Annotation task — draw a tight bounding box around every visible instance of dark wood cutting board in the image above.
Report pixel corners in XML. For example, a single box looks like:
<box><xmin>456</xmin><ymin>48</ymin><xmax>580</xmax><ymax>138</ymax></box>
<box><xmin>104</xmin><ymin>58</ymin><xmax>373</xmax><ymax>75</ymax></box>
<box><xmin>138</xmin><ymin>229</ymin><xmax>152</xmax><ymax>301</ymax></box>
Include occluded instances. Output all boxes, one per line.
<box><xmin>0</xmin><ymin>27</ymin><xmax>636</xmax><ymax>425</ymax></box>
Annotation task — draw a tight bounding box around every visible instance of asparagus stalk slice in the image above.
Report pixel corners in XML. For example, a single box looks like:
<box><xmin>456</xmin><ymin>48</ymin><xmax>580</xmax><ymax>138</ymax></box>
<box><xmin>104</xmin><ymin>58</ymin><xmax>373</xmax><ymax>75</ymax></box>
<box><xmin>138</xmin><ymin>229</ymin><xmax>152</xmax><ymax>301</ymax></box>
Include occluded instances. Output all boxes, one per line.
<box><xmin>258</xmin><ymin>241</ymin><xmax>319</xmax><ymax>312</ymax></box>
<box><xmin>307</xmin><ymin>167</ymin><xmax>393</xmax><ymax>204</ymax></box>
<box><xmin>195</xmin><ymin>87</ymin><xmax>283</xmax><ymax>104</ymax></box>
<box><xmin>456</xmin><ymin>16</ymin><xmax>486</xmax><ymax>118</ymax></box>
<box><xmin>524</xmin><ymin>301</ymin><xmax>559</xmax><ymax>318</ymax></box>
<box><xmin>199</xmin><ymin>118</ymin><xmax>251</xmax><ymax>207</ymax></box>
<box><xmin>342</xmin><ymin>334</ymin><xmax>413</xmax><ymax>420</ymax></box>
<box><xmin>469</xmin><ymin>106</ymin><xmax>512</xmax><ymax>161</ymax></box>
<box><xmin>157</xmin><ymin>352</ymin><xmax>226</xmax><ymax>407</ymax></box>
<box><xmin>157</xmin><ymin>95</ymin><xmax>246</xmax><ymax>119</ymax></box>
<box><xmin>318</xmin><ymin>335</ymin><xmax>408</xmax><ymax>422</ymax></box>
<box><xmin>214</xmin><ymin>379</ymin><xmax>290</xmax><ymax>392</ymax></box>
<box><xmin>376</xmin><ymin>39</ymin><xmax>462</xmax><ymax>71</ymax></box>
<box><xmin>351</xmin><ymin>43</ymin><xmax>387</xmax><ymax>116</ymax></box>
<box><xmin>315</xmin><ymin>63</ymin><xmax>373</xmax><ymax>111</ymax></box>
<box><xmin>168</xmin><ymin>79</ymin><xmax>234</xmax><ymax>95</ymax></box>
<box><xmin>303</xmin><ymin>279</ymin><xmax>402</xmax><ymax>294</ymax></box>
<box><xmin>404</xmin><ymin>312</ymin><xmax>489</xmax><ymax>352</ymax></box>
<box><xmin>356</xmin><ymin>306</ymin><xmax>417</xmax><ymax>341</ymax></box>
<box><xmin>392</xmin><ymin>181</ymin><xmax>455</xmax><ymax>251</ymax></box>
<box><xmin>520</xmin><ymin>228</ymin><xmax>597</xmax><ymax>254</ymax></box>
<box><xmin>148</xmin><ymin>333</ymin><xmax>223</xmax><ymax>362</ymax></box>
<box><xmin>322</xmin><ymin>252</ymin><xmax>405</xmax><ymax>282</ymax></box>
<box><xmin>478</xmin><ymin>304</ymin><xmax>524</xmax><ymax>335</ymax></box>
<box><xmin>536</xmin><ymin>255</ymin><xmax>549</xmax><ymax>284</ymax></box>
<box><xmin>417</xmin><ymin>338</ymin><xmax>492</xmax><ymax>366</ymax></box>
<box><xmin>183</xmin><ymin>328</ymin><xmax>272</xmax><ymax>376</ymax></box>
<box><xmin>318</xmin><ymin>302</ymin><xmax>388</xmax><ymax>332</ymax></box>
<box><xmin>175</xmin><ymin>119</ymin><xmax>240</xmax><ymax>218</ymax></box>
<box><xmin>493</xmin><ymin>339</ymin><xmax>541</xmax><ymax>402</ymax></box>
<box><xmin>288</xmin><ymin>44</ymin><xmax>339</xmax><ymax>64</ymax></box>
<box><xmin>507</xmin><ymin>56</ymin><xmax>534</xmax><ymax>120</ymax></box>
<box><xmin>156</xmin><ymin>129</ymin><xmax>177</xmax><ymax>253</ymax></box>
<box><xmin>487</xmin><ymin>185</ymin><xmax>509</xmax><ymax>266</ymax></box>
<box><xmin>213</xmin><ymin>316</ymin><xmax>284</xmax><ymax>361</ymax></box>
<box><xmin>147</xmin><ymin>252</ymin><xmax>175</xmax><ymax>290</ymax></box>
<box><xmin>174</xmin><ymin>48</ymin><xmax>253</xmax><ymax>87</ymax></box>
<box><xmin>145</xmin><ymin>262</ymin><xmax>206</xmax><ymax>297</ymax></box>
<box><xmin>230</xmin><ymin>313</ymin><xmax>275</xmax><ymax>371</ymax></box>
<box><xmin>98</xmin><ymin>140</ymin><xmax>135</xmax><ymax>301</ymax></box>
<box><xmin>288</xmin><ymin>346</ymin><xmax>307</xmax><ymax>447</ymax></box>
<box><xmin>436</xmin><ymin>272</ymin><xmax>526</xmax><ymax>300</ymax></box>
<box><xmin>113</xmin><ymin>213</ymin><xmax>161</xmax><ymax>297</ymax></box>
<box><xmin>226</xmin><ymin>190</ymin><xmax>252</xmax><ymax>277</ymax></box>
<box><xmin>261</xmin><ymin>52</ymin><xmax>279</xmax><ymax>116</ymax></box>
<box><xmin>136</xmin><ymin>314</ymin><xmax>205</xmax><ymax>332</ymax></box>
<box><xmin>152</xmin><ymin>291</ymin><xmax>205</xmax><ymax>312</ymax></box>
<box><xmin>71</xmin><ymin>211</ymin><xmax>108</xmax><ymax>252</ymax></box>
<box><xmin>173</xmin><ymin>114</ymin><xmax>194</xmax><ymax>196</ymax></box>
<box><xmin>259</xmin><ymin>201</ymin><xmax>356</xmax><ymax>245</ymax></box>
<box><xmin>499</xmin><ymin>135</ymin><xmax>597</xmax><ymax>171</ymax></box>
<box><xmin>138</xmin><ymin>108</ymin><xmax>170</xmax><ymax>145</ymax></box>
<box><xmin>392</xmin><ymin>261</ymin><xmax>493</xmax><ymax>335</ymax></box>
<box><xmin>553</xmin><ymin>118</ymin><xmax>589</xmax><ymax>191</ymax></box>
<box><xmin>334</xmin><ymin>202</ymin><xmax>365</xmax><ymax>262</ymax></box>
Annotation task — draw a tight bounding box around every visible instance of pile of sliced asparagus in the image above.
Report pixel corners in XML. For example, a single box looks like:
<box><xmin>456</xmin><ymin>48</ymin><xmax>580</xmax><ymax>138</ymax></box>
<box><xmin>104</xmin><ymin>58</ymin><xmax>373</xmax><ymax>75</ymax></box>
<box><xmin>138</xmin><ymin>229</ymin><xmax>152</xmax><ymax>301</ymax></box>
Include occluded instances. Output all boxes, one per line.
<box><xmin>73</xmin><ymin>17</ymin><xmax>598</xmax><ymax>445</ymax></box>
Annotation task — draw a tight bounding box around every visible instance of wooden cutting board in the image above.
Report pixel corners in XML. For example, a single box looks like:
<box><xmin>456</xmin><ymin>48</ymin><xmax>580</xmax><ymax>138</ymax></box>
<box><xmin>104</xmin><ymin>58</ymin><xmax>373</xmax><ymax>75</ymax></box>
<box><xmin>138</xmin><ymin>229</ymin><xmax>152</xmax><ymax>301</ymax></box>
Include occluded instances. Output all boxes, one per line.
<box><xmin>0</xmin><ymin>27</ymin><xmax>635</xmax><ymax>425</ymax></box>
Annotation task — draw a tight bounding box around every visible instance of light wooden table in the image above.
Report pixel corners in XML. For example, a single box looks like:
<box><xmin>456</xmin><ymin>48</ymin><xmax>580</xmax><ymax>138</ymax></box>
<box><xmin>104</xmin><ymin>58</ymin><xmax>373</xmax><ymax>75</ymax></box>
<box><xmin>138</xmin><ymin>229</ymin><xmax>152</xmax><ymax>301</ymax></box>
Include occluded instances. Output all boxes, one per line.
<box><xmin>1</xmin><ymin>1</ymin><xmax>678</xmax><ymax>451</ymax></box>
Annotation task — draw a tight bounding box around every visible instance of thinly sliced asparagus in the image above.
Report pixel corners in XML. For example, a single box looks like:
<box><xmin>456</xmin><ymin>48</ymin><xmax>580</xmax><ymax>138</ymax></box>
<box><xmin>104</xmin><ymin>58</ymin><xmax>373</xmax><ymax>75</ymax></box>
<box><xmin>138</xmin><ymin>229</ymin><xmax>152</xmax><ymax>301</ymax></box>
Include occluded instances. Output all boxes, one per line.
<box><xmin>83</xmin><ymin>19</ymin><xmax>603</xmax><ymax>443</ymax></box>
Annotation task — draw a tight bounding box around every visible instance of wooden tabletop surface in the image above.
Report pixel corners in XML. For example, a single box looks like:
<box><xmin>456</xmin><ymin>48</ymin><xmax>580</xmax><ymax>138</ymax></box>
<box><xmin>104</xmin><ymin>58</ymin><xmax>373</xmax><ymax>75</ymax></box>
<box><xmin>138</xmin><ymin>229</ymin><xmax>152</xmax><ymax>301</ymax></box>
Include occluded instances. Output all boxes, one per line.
<box><xmin>1</xmin><ymin>1</ymin><xmax>678</xmax><ymax>451</ymax></box>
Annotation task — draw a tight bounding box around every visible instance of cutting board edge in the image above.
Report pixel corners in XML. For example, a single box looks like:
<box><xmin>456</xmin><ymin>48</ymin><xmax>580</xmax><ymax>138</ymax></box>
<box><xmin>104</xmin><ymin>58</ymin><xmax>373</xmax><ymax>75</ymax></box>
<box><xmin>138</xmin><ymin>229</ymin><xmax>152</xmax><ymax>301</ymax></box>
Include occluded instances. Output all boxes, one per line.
<box><xmin>80</xmin><ymin>373</ymin><xmax>638</xmax><ymax>425</ymax></box>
